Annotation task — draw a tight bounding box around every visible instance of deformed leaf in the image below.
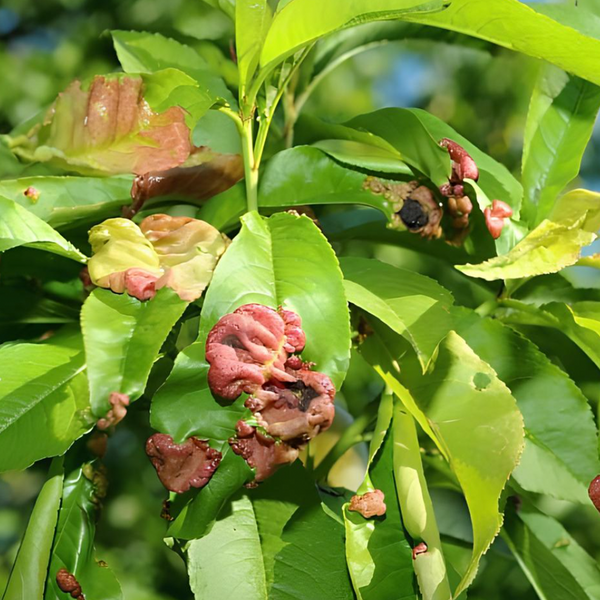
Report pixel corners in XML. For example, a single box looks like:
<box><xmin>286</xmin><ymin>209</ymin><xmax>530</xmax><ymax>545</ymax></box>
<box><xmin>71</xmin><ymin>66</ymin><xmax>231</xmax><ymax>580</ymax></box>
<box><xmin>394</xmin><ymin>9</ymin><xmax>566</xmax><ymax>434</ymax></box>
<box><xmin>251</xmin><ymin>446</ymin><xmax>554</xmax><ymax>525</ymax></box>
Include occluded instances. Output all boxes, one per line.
<box><xmin>9</xmin><ymin>73</ymin><xmax>197</xmax><ymax>175</ymax></box>
<box><xmin>458</xmin><ymin>189</ymin><xmax>600</xmax><ymax>280</ymax></box>
<box><xmin>128</xmin><ymin>148</ymin><xmax>243</xmax><ymax>215</ymax></box>
<box><xmin>87</xmin><ymin>215</ymin><xmax>228</xmax><ymax>302</ymax></box>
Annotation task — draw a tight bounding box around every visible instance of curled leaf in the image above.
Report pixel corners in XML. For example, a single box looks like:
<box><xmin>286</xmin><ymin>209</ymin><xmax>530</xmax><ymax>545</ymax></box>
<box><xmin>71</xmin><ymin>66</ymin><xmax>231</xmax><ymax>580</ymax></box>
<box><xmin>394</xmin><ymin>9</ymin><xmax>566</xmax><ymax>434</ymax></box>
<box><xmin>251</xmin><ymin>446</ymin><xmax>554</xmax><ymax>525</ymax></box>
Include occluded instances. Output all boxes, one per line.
<box><xmin>10</xmin><ymin>74</ymin><xmax>192</xmax><ymax>175</ymax></box>
<box><xmin>127</xmin><ymin>148</ymin><xmax>244</xmax><ymax>216</ymax></box>
<box><xmin>145</xmin><ymin>433</ymin><xmax>222</xmax><ymax>494</ymax></box>
<box><xmin>88</xmin><ymin>215</ymin><xmax>228</xmax><ymax>301</ymax></box>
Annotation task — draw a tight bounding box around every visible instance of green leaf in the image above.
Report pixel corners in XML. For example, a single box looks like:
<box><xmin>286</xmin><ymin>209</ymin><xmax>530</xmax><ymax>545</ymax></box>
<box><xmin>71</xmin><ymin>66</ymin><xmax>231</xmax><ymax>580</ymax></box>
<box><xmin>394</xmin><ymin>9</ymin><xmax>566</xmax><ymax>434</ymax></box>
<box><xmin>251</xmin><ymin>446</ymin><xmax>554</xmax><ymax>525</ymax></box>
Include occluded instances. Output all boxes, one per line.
<box><xmin>167</xmin><ymin>446</ymin><xmax>253</xmax><ymax>540</ymax></box>
<box><xmin>271</xmin><ymin>502</ymin><xmax>354</xmax><ymax>600</ymax></box>
<box><xmin>251</xmin><ymin>462</ymin><xmax>322</xmax><ymax>590</ymax></box>
<box><xmin>454</xmin><ymin>308</ymin><xmax>600</xmax><ymax>504</ymax></box>
<box><xmin>3</xmin><ymin>458</ymin><xmax>64</xmax><ymax>600</ymax></box>
<box><xmin>0</xmin><ymin>196</ymin><xmax>86</xmax><ymax>263</ymax></box>
<box><xmin>236</xmin><ymin>1</ymin><xmax>272</xmax><ymax>94</ymax></box>
<box><xmin>522</xmin><ymin>64</ymin><xmax>600</xmax><ymax>227</ymax></box>
<box><xmin>186</xmin><ymin>492</ymin><xmax>268</xmax><ymax>600</ymax></box>
<box><xmin>402</xmin><ymin>0</ymin><xmax>600</xmax><ymax>88</ymax></box>
<box><xmin>378</xmin><ymin>332</ymin><xmax>524</xmax><ymax>596</ymax></box>
<box><xmin>0</xmin><ymin>175</ymin><xmax>132</xmax><ymax>229</ymax></box>
<box><xmin>259</xmin><ymin>147</ymin><xmax>393</xmax><ymax>219</ymax></box>
<box><xmin>344</xmin><ymin>393</ymin><xmax>418</xmax><ymax>600</ymax></box>
<box><xmin>199</xmin><ymin>211</ymin><xmax>351</xmax><ymax>388</ymax></box>
<box><xmin>112</xmin><ymin>30</ymin><xmax>236</xmax><ymax>108</ymax></box>
<box><xmin>514</xmin><ymin>501</ymin><xmax>600</xmax><ymax>599</ymax></box>
<box><xmin>392</xmin><ymin>404</ymin><xmax>452</xmax><ymax>600</ymax></box>
<box><xmin>457</xmin><ymin>189</ymin><xmax>600</xmax><ymax>281</ymax></box>
<box><xmin>0</xmin><ymin>332</ymin><xmax>91</xmax><ymax>473</ymax></box>
<box><xmin>259</xmin><ymin>0</ymin><xmax>446</xmax><ymax>69</ymax></box>
<box><xmin>81</xmin><ymin>288</ymin><xmax>187</xmax><ymax>416</ymax></box>
<box><xmin>340</xmin><ymin>256</ymin><xmax>454</xmax><ymax>370</ymax></box>
<box><xmin>312</xmin><ymin>139</ymin><xmax>412</xmax><ymax>175</ymax></box>
<box><xmin>346</xmin><ymin>109</ymin><xmax>451</xmax><ymax>186</ymax></box>
<box><xmin>151</xmin><ymin>350</ymin><xmax>245</xmax><ymax>443</ymax></box>
<box><xmin>538</xmin><ymin>301</ymin><xmax>600</xmax><ymax>371</ymax></box>
<box><xmin>503</xmin><ymin>503</ymin><xmax>592</xmax><ymax>600</ymax></box>
<box><xmin>45</xmin><ymin>463</ymin><xmax>122</xmax><ymax>600</ymax></box>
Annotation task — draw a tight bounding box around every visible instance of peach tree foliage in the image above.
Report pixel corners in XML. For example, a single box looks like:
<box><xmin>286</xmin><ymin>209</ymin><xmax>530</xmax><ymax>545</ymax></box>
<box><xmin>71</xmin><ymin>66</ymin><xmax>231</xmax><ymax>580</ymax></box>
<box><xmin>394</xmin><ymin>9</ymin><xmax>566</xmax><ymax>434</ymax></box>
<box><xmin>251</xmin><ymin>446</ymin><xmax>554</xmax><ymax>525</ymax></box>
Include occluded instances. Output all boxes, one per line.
<box><xmin>3</xmin><ymin>1</ymin><xmax>600</xmax><ymax>599</ymax></box>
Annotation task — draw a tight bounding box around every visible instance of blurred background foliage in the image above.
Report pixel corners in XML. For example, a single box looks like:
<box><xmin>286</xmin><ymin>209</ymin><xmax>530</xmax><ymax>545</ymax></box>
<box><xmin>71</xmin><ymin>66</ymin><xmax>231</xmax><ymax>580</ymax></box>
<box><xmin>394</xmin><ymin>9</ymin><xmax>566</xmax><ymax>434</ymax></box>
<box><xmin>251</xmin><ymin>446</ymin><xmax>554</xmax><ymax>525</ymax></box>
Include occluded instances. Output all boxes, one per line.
<box><xmin>1</xmin><ymin>1</ymin><xmax>600</xmax><ymax>599</ymax></box>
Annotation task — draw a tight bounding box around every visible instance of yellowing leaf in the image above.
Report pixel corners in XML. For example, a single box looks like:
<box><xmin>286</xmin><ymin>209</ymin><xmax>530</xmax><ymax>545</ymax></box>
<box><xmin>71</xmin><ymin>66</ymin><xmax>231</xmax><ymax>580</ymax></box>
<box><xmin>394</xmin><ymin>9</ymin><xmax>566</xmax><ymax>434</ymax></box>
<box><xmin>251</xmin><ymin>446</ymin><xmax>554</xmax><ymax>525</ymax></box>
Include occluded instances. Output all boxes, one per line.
<box><xmin>88</xmin><ymin>215</ymin><xmax>227</xmax><ymax>302</ymax></box>
<box><xmin>457</xmin><ymin>189</ymin><xmax>600</xmax><ymax>280</ymax></box>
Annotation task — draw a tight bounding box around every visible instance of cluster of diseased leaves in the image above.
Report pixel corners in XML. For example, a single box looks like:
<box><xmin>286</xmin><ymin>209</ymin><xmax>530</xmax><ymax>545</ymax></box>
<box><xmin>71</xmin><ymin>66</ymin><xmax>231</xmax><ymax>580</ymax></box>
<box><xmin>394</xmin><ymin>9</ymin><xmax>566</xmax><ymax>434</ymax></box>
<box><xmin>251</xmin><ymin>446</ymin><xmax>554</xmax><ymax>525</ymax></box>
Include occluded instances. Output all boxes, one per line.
<box><xmin>3</xmin><ymin>1</ymin><xmax>600</xmax><ymax>600</ymax></box>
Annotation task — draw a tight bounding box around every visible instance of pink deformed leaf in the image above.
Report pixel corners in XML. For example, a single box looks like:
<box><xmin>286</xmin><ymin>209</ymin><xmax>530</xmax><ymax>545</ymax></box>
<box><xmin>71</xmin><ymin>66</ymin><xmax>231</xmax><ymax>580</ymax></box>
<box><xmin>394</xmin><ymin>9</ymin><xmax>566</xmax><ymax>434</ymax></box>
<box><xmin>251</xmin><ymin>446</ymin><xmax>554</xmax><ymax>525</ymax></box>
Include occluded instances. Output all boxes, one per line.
<box><xmin>205</xmin><ymin>304</ymin><xmax>306</xmax><ymax>400</ymax></box>
<box><xmin>96</xmin><ymin>392</ymin><xmax>130</xmax><ymax>431</ymax></box>
<box><xmin>208</xmin><ymin>303</ymin><xmax>337</xmax><ymax>483</ymax></box>
<box><xmin>145</xmin><ymin>433</ymin><xmax>222</xmax><ymax>494</ymax></box>
<box><xmin>439</xmin><ymin>138</ymin><xmax>479</xmax><ymax>183</ymax></box>
<box><xmin>12</xmin><ymin>75</ymin><xmax>192</xmax><ymax>175</ymax></box>
<box><xmin>88</xmin><ymin>215</ymin><xmax>227</xmax><ymax>302</ymax></box>
<box><xmin>229</xmin><ymin>421</ymin><xmax>299</xmax><ymax>483</ymax></box>
<box><xmin>348</xmin><ymin>489</ymin><xmax>387</xmax><ymax>518</ymax></box>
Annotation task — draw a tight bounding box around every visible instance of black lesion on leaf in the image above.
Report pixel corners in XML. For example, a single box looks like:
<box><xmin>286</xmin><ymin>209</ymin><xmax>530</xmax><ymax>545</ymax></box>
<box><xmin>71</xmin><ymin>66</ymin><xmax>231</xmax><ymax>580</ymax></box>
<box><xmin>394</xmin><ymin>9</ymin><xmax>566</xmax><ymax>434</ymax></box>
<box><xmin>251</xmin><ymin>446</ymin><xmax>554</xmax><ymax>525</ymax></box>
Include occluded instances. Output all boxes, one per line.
<box><xmin>399</xmin><ymin>198</ymin><xmax>429</xmax><ymax>231</ymax></box>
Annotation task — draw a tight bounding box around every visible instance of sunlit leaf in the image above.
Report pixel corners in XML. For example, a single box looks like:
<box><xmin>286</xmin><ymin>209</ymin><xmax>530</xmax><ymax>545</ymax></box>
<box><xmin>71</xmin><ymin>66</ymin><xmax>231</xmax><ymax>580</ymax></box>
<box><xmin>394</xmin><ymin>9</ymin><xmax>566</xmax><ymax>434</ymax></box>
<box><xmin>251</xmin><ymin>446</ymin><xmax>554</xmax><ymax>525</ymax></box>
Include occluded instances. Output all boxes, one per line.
<box><xmin>260</xmin><ymin>0</ymin><xmax>446</xmax><ymax>69</ymax></box>
<box><xmin>0</xmin><ymin>332</ymin><xmax>91</xmax><ymax>473</ymax></box>
<box><xmin>458</xmin><ymin>189</ymin><xmax>600</xmax><ymax>280</ymax></box>
<box><xmin>522</xmin><ymin>64</ymin><xmax>600</xmax><ymax>226</ymax></box>
<box><xmin>341</xmin><ymin>256</ymin><xmax>453</xmax><ymax>370</ymax></box>
<box><xmin>82</xmin><ymin>288</ymin><xmax>187</xmax><ymax>416</ymax></box>
<box><xmin>377</xmin><ymin>332</ymin><xmax>524</xmax><ymax>596</ymax></box>
<box><xmin>3</xmin><ymin>458</ymin><xmax>64</xmax><ymax>600</ymax></box>
<box><xmin>403</xmin><ymin>0</ymin><xmax>600</xmax><ymax>88</ymax></box>
<box><xmin>0</xmin><ymin>196</ymin><xmax>86</xmax><ymax>263</ymax></box>
<box><xmin>455</xmin><ymin>307</ymin><xmax>600</xmax><ymax>504</ymax></box>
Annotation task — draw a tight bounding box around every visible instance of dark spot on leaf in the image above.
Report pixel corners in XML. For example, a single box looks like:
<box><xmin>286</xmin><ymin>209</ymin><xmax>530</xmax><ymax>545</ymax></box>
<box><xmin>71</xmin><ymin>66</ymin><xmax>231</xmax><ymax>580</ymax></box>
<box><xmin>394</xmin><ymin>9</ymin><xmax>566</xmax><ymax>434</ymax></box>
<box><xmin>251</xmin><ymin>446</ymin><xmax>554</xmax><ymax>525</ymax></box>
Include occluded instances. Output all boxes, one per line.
<box><xmin>399</xmin><ymin>199</ymin><xmax>428</xmax><ymax>230</ymax></box>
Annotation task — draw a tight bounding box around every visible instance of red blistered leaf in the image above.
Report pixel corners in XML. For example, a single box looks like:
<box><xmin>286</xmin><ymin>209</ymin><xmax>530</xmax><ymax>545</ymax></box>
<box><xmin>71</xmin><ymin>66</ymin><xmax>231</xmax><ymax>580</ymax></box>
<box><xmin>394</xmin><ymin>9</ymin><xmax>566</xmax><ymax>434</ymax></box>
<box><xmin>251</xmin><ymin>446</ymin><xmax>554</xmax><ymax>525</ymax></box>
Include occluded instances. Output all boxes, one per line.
<box><xmin>206</xmin><ymin>304</ymin><xmax>306</xmax><ymax>400</ymax></box>
<box><xmin>249</xmin><ymin>368</ymin><xmax>336</xmax><ymax>443</ymax></box>
<box><xmin>439</xmin><ymin>138</ymin><xmax>479</xmax><ymax>182</ymax></box>
<box><xmin>348</xmin><ymin>489</ymin><xmax>387</xmax><ymax>518</ymax></box>
<box><xmin>145</xmin><ymin>433</ymin><xmax>222</xmax><ymax>494</ymax></box>
<box><xmin>229</xmin><ymin>421</ymin><xmax>299</xmax><ymax>483</ymax></box>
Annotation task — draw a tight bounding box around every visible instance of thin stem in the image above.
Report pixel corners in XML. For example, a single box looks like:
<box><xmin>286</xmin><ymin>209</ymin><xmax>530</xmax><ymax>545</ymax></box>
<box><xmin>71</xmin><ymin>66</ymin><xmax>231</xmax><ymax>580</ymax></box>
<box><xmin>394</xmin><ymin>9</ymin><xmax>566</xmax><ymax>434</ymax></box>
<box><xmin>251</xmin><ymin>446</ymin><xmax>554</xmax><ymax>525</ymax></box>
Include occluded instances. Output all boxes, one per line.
<box><xmin>217</xmin><ymin>105</ymin><xmax>244</xmax><ymax>135</ymax></box>
<box><xmin>241</xmin><ymin>118</ymin><xmax>258</xmax><ymax>212</ymax></box>
<box><xmin>313</xmin><ymin>405</ymin><xmax>376</xmax><ymax>482</ymax></box>
<box><xmin>497</xmin><ymin>298</ymin><xmax>561</xmax><ymax>326</ymax></box>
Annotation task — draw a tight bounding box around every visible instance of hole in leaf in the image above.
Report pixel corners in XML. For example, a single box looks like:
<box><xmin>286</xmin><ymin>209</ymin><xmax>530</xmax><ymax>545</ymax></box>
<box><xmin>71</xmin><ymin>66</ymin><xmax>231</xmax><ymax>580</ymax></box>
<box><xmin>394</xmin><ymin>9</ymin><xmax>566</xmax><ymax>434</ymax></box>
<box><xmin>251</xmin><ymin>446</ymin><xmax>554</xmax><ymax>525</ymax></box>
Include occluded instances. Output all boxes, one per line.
<box><xmin>473</xmin><ymin>372</ymin><xmax>491</xmax><ymax>391</ymax></box>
